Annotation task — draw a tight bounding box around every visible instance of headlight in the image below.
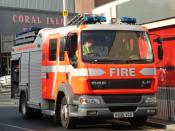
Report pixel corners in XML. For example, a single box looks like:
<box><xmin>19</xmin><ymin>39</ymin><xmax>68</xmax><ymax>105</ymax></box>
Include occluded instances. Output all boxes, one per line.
<box><xmin>145</xmin><ymin>96</ymin><xmax>157</xmax><ymax>103</ymax></box>
<box><xmin>79</xmin><ymin>98</ymin><xmax>100</xmax><ymax>105</ymax></box>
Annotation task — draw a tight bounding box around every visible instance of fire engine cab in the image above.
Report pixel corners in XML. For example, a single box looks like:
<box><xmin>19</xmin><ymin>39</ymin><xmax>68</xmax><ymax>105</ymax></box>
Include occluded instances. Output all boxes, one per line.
<box><xmin>11</xmin><ymin>14</ymin><xmax>162</xmax><ymax>129</ymax></box>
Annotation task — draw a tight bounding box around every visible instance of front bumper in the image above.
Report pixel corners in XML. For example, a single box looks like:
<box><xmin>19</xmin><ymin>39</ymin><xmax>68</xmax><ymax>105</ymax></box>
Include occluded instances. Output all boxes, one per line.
<box><xmin>69</xmin><ymin>94</ymin><xmax>157</xmax><ymax>119</ymax></box>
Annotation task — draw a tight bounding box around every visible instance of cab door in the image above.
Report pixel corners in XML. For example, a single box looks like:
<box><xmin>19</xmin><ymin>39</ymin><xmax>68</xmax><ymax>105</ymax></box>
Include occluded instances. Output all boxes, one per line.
<box><xmin>42</xmin><ymin>34</ymin><xmax>60</xmax><ymax>99</ymax></box>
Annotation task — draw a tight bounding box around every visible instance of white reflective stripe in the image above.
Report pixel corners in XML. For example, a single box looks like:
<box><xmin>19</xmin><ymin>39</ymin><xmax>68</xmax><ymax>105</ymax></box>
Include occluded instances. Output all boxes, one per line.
<box><xmin>65</xmin><ymin>65</ymin><xmax>73</xmax><ymax>73</ymax></box>
<box><xmin>41</xmin><ymin>66</ymin><xmax>57</xmax><ymax>72</ymax></box>
<box><xmin>41</xmin><ymin>65</ymin><xmax>71</xmax><ymax>73</ymax></box>
<box><xmin>88</xmin><ymin>68</ymin><xmax>106</xmax><ymax>76</ymax></box>
<box><xmin>139</xmin><ymin>68</ymin><xmax>156</xmax><ymax>76</ymax></box>
<box><xmin>70</xmin><ymin>68</ymin><xmax>88</xmax><ymax>77</ymax></box>
<box><xmin>41</xmin><ymin>65</ymin><xmax>105</xmax><ymax>77</ymax></box>
<box><xmin>41</xmin><ymin>72</ymin><xmax>47</xmax><ymax>78</ymax></box>
<box><xmin>58</xmin><ymin>65</ymin><xmax>66</xmax><ymax>72</ymax></box>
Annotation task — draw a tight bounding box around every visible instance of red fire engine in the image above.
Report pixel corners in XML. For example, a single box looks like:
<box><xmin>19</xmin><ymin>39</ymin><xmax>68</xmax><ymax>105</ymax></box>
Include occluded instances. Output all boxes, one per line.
<box><xmin>11</xmin><ymin>14</ymin><xmax>162</xmax><ymax>129</ymax></box>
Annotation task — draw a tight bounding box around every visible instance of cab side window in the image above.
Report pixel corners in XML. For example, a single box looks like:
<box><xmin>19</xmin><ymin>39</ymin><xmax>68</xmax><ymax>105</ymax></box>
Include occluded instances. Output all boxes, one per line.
<box><xmin>49</xmin><ymin>39</ymin><xmax>57</xmax><ymax>61</ymax></box>
<box><xmin>65</xmin><ymin>33</ymin><xmax>78</xmax><ymax>67</ymax></box>
<box><xmin>66</xmin><ymin>33</ymin><xmax>78</xmax><ymax>60</ymax></box>
<box><xmin>60</xmin><ymin>37</ymin><xmax>66</xmax><ymax>61</ymax></box>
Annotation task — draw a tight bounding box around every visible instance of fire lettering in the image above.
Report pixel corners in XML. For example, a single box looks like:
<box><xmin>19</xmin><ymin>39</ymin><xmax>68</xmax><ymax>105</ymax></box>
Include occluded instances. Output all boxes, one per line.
<box><xmin>110</xmin><ymin>68</ymin><xmax>136</xmax><ymax>77</ymax></box>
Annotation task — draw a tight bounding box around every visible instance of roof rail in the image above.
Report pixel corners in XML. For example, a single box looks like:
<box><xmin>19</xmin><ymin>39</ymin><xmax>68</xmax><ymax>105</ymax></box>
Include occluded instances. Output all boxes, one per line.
<box><xmin>15</xmin><ymin>27</ymin><xmax>41</xmax><ymax>46</ymax></box>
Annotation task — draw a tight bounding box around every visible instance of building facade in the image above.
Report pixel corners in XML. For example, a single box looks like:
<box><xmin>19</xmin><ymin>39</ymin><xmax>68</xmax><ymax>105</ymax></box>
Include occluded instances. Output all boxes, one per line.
<box><xmin>75</xmin><ymin>0</ymin><xmax>114</xmax><ymax>13</ymax></box>
<box><xmin>92</xmin><ymin>0</ymin><xmax>175</xmax><ymax>24</ymax></box>
<box><xmin>0</xmin><ymin>0</ymin><xmax>75</xmax><ymax>76</ymax></box>
<box><xmin>0</xmin><ymin>0</ymin><xmax>75</xmax><ymax>12</ymax></box>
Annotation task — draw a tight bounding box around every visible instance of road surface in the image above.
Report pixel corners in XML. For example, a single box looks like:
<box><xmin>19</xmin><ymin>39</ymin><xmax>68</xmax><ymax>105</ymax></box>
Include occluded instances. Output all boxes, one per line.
<box><xmin>0</xmin><ymin>93</ymin><xmax>164</xmax><ymax>131</ymax></box>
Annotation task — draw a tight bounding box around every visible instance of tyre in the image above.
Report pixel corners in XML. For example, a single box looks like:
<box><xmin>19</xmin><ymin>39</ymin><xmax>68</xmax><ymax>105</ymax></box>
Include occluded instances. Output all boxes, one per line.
<box><xmin>20</xmin><ymin>93</ymin><xmax>33</xmax><ymax>119</ymax></box>
<box><xmin>60</xmin><ymin>96</ymin><xmax>77</xmax><ymax>129</ymax></box>
<box><xmin>129</xmin><ymin>116</ymin><xmax>147</xmax><ymax>127</ymax></box>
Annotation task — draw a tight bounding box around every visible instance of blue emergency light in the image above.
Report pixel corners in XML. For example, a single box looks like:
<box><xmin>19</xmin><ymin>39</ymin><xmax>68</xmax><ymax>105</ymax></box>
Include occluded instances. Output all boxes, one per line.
<box><xmin>121</xmin><ymin>16</ymin><xmax>136</xmax><ymax>24</ymax></box>
<box><xmin>82</xmin><ymin>15</ymin><xmax>106</xmax><ymax>24</ymax></box>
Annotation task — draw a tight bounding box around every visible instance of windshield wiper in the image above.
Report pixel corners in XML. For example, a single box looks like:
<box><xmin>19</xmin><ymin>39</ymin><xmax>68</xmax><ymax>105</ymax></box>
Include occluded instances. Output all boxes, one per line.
<box><xmin>126</xmin><ymin>59</ymin><xmax>153</xmax><ymax>63</ymax></box>
<box><xmin>85</xmin><ymin>59</ymin><xmax>110</xmax><ymax>64</ymax></box>
<box><xmin>97</xmin><ymin>57</ymin><xmax>130</xmax><ymax>63</ymax></box>
<box><xmin>86</xmin><ymin>58</ymin><xmax>128</xmax><ymax>64</ymax></box>
<box><xmin>85</xmin><ymin>59</ymin><xmax>98</xmax><ymax>63</ymax></box>
<box><xmin>85</xmin><ymin>58</ymin><xmax>153</xmax><ymax>64</ymax></box>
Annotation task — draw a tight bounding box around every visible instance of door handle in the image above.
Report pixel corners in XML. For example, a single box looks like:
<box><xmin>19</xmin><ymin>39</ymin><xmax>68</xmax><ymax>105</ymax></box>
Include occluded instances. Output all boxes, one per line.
<box><xmin>46</xmin><ymin>73</ymin><xmax>49</xmax><ymax>79</ymax></box>
<box><xmin>66</xmin><ymin>73</ymin><xmax>69</xmax><ymax>80</ymax></box>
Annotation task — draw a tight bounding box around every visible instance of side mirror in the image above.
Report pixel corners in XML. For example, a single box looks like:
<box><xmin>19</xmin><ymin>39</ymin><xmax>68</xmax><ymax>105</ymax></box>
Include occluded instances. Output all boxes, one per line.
<box><xmin>155</xmin><ymin>37</ymin><xmax>163</xmax><ymax>60</ymax></box>
<box><xmin>158</xmin><ymin>45</ymin><xmax>163</xmax><ymax>60</ymax></box>
<box><xmin>149</xmin><ymin>34</ymin><xmax>163</xmax><ymax>44</ymax></box>
<box><xmin>155</xmin><ymin>37</ymin><xmax>163</xmax><ymax>44</ymax></box>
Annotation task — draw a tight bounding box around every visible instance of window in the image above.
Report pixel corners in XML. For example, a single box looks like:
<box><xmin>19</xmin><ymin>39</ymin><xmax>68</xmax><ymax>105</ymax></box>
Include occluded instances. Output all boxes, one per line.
<box><xmin>65</xmin><ymin>33</ymin><xmax>78</xmax><ymax>67</ymax></box>
<box><xmin>65</xmin><ymin>33</ymin><xmax>78</xmax><ymax>59</ymax></box>
<box><xmin>49</xmin><ymin>39</ymin><xmax>57</xmax><ymax>61</ymax></box>
<box><xmin>81</xmin><ymin>30</ymin><xmax>153</xmax><ymax>64</ymax></box>
<box><xmin>60</xmin><ymin>37</ymin><xmax>65</xmax><ymax>61</ymax></box>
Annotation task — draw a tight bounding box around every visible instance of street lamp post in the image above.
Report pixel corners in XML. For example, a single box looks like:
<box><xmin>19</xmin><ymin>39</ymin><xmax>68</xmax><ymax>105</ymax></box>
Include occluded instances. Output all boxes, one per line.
<box><xmin>63</xmin><ymin>0</ymin><xmax>67</xmax><ymax>26</ymax></box>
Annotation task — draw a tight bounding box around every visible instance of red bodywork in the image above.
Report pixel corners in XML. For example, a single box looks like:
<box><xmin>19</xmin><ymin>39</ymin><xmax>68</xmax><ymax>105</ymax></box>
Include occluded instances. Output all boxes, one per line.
<box><xmin>149</xmin><ymin>25</ymin><xmax>175</xmax><ymax>87</ymax></box>
<box><xmin>40</xmin><ymin>26</ymin><xmax>158</xmax><ymax>100</ymax></box>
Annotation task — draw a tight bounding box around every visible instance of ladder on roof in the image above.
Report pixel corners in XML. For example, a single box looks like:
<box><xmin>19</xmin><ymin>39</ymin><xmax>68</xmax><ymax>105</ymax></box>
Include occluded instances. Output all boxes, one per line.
<box><xmin>66</xmin><ymin>14</ymin><xmax>107</xmax><ymax>26</ymax></box>
<box><xmin>66</xmin><ymin>14</ymin><xmax>84</xmax><ymax>26</ymax></box>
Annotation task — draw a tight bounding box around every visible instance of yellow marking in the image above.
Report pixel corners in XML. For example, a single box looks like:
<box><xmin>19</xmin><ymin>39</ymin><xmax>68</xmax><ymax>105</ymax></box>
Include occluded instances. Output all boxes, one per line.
<box><xmin>62</xmin><ymin>10</ymin><xmax>68</xmax><ymax>16</ymax></box>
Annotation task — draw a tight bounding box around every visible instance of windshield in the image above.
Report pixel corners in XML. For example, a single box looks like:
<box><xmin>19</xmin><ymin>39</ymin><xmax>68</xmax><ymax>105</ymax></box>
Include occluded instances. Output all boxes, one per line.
<box><xmin>81</xmin><ymin>30</ymin><xmax>153</xmax><ymax>64</ymax></box>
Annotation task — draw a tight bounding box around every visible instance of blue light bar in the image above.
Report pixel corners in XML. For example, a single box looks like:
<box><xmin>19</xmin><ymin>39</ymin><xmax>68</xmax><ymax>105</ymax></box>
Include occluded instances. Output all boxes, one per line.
<box><xmin>82</xmin><ymin>15</ymin><xmax>106</xmax><ymax>24</ymax></box>
<box><xmin>121</xmin><ymin>16</ymin><xmax>136</xmax><ymax>24</ymax></box>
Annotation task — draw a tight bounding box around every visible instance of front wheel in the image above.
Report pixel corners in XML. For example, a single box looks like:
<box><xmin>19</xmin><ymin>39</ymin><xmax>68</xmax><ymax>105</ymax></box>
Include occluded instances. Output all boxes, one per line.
<box><xmin>129</xmin><ymin>116</ymin><xmax>147</xmax><ymax>127</ymax></box>
<box><xmin>60</xmin><ymin>96</ymin><xmax>78</xmax><ymax>129</ymax></box>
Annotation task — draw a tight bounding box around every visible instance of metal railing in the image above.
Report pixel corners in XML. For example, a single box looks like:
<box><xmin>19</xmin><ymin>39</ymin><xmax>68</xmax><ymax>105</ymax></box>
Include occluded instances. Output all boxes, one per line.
<box><xmin>152</xmin><ymin>68</ymin><xmax>175</xmax><ymax>122</ymax></box>
<box><xmin>0</xmin><ymin>83</ymin><xmax>11</xmax><ymax>93</ymax></box>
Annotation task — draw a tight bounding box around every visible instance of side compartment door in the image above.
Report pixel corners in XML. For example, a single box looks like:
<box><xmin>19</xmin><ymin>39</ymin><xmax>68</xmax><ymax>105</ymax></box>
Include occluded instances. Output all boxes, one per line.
<box><xmin>11</xmin><ymin>54</ymin><xmax>21</xmax><ymax>98</ymax></box>
<box><xmin>29</xmin><ymin>51</ymin><xmax>42</xmax><ymax>103</ymax></box>
<box><xmin>19</xmin><ymin>52</ymin><xmax>29</xmax><ymax>95</ymax></box>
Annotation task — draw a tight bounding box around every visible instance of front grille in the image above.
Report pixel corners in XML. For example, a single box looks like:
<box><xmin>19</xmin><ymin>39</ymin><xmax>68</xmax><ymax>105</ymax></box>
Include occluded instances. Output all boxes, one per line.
<box><xmin>102</xmin><ymin>94</ymin><xmax>142</xmax><ymax>104</ymax></box>
<box><xmin>109</xmin><ymin>106</ymin><xmax>137</xmax><ymax>112</ymax></box>
<box><xmin>90</xmin><ymin>79</ymin><xmax>152</xmax><ymax>90</ymax></box>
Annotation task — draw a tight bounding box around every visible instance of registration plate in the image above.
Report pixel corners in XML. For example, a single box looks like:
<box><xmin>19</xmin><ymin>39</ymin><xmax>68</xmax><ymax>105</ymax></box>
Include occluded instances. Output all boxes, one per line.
<box><xmin>114</xmin><ymin>112</ymin><xmax>134</xmax><ymax>118</ymax></box>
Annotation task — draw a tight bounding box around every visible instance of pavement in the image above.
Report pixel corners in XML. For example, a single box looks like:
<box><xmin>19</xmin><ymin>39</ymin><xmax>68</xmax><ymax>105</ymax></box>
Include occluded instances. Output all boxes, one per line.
<box><xmin>0</xmin><ymin>86</ymin><xmax>11</xmax><ymax>94</ymax></box>
<box><xmin>147</xmin><ymin>118</ymin><xmax>175</xmax><ymax>131</ymax></box>
<box><xmin>0</xmin><ymin>92</ymin><xmax>17</xmax><ymax>106</ymax></box>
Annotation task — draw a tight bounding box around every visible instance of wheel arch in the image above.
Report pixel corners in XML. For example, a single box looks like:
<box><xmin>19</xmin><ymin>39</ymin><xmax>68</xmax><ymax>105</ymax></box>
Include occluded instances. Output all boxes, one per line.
<box><xmin>54</xmin><ymin>83</ymin><xmax>79</xmax><ymax>122</ymax></box>
<box><xmin>57</xmin><ymin>83</ymin><xmax>76</xmax><ymax>105</ymax></box>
